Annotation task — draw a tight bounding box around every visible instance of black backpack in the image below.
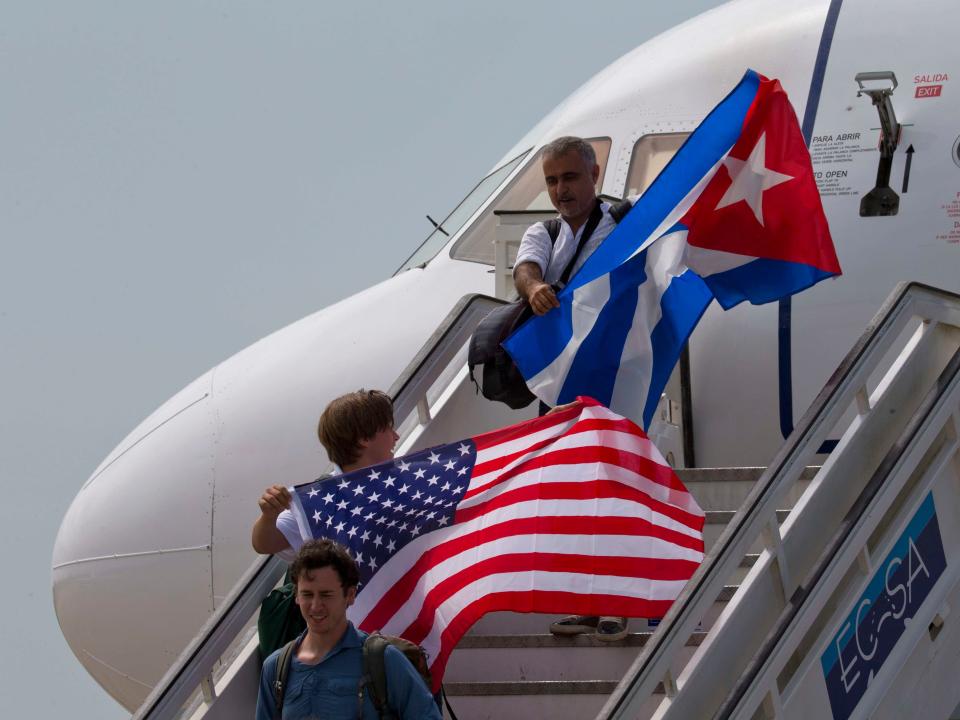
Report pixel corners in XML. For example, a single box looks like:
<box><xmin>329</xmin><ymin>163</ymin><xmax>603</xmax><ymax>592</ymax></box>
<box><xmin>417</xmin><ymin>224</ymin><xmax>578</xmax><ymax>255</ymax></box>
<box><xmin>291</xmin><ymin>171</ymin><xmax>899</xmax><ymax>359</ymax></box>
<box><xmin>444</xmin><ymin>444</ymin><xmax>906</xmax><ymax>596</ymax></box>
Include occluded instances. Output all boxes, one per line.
<box><xmin>468</xmin><ymin>199</ymin><xmax>632</xmax><ymax>409</ymax></box>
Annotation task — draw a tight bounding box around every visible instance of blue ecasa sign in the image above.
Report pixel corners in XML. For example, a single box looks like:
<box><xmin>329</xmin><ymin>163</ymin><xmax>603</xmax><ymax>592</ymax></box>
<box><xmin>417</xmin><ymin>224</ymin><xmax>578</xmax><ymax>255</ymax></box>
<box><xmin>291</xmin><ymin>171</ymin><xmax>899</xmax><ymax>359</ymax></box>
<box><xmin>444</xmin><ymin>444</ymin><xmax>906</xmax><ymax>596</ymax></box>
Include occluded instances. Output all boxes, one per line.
<box><xmin>820</xmin><ymin>492</ymin><xmax>947</xmax><ymax>720</ymax></box>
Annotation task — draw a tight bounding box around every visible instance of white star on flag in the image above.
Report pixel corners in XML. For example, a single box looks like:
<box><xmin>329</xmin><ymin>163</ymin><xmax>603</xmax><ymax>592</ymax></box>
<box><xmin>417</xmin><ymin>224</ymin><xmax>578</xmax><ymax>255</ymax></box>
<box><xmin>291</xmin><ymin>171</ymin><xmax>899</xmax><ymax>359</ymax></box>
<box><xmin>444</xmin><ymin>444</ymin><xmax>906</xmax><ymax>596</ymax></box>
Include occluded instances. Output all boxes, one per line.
<box><xmin>716</xmin><ymin>131</ymin><xmax>793</xmax><ymax>227</ymax></box>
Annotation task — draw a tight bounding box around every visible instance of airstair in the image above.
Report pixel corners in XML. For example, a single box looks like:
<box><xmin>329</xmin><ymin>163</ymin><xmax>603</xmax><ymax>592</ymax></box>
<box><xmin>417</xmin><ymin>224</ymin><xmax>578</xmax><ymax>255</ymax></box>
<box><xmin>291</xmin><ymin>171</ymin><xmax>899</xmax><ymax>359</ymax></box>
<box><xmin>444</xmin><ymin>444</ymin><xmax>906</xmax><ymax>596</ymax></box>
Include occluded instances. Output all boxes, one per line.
<box><xmin>132</xmin><ymin>282</ymin><xmax>960</xmax><ymax>720</ymax></box>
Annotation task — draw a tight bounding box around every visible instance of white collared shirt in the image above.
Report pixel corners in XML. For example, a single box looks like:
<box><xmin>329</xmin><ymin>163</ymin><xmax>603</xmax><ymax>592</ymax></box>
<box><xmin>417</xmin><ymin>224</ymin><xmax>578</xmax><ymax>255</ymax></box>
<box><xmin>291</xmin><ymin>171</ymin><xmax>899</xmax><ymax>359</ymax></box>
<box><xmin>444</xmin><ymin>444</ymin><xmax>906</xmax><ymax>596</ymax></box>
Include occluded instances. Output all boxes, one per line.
<box><xmin>514</xmin><ymin>200</ymin><xmax>620</xmax><ymax>286</ymax></box>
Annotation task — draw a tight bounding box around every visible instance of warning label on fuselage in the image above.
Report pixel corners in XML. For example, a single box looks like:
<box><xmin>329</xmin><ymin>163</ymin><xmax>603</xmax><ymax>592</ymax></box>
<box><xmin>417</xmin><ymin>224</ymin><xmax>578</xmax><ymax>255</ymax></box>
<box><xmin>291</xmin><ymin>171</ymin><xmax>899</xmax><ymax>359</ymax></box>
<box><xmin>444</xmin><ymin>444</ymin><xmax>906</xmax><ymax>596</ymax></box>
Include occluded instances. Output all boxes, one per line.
<box><xmin>939</xmin><ymin>192</ymin><xmax>960</xmax><ymax>244</ymax></box>
<box><xmin>809</xmin><ymin>132</ymin><xmax>875</xmax><ymax>196</ymax></box>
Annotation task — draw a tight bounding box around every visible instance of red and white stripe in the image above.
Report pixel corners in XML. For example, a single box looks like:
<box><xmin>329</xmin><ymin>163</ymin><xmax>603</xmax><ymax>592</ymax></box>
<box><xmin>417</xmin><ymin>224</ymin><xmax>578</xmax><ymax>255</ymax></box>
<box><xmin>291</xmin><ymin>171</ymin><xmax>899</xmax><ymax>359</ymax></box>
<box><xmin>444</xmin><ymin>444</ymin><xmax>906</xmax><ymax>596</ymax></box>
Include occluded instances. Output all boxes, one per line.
<box><xmin>348</xmin><ymin>397</ymin><xmax>704</xmax><ymax>690</ymax></box>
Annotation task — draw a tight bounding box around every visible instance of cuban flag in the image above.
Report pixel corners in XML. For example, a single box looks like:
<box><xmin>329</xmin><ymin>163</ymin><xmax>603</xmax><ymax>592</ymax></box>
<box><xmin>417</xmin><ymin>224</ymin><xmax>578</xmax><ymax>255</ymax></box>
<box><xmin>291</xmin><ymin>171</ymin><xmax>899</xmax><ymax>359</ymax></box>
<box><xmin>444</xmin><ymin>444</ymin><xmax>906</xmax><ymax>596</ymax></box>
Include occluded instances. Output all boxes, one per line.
<box><xmin>503</xmin><ymin>70</ymin><xmax>841</xmax><ymax>429</ymax></box>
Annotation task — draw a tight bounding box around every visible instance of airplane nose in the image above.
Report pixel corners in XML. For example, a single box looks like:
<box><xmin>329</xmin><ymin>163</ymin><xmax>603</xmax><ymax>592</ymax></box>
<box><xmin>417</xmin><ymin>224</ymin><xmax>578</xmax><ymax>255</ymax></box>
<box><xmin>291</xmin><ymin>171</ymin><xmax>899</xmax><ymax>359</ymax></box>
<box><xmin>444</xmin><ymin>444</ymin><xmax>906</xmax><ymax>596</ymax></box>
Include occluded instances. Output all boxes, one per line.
<box><xmin>52</xmin><ymin>370</ymin><xmax>221</xmax><ymax>710</ymax></box>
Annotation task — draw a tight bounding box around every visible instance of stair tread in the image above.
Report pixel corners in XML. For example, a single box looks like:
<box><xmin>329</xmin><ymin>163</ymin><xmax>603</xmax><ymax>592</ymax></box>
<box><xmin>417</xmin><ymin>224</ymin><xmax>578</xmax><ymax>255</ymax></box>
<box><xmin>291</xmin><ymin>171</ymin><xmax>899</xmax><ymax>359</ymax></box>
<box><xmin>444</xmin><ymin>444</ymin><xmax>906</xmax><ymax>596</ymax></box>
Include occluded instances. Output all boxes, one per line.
<box><xmin>676</xmin><ymin>466</ymin><xmax>819</xmax><ymax>483</ymax></box>
<box><xmin>456</xmin><ymin>631</ymin><xmax>708</xmax><ymax>649</ymax></box>
<box><xmin>444</xmin><ymin>680</ymin><xmax>623</xmax><ymax>695</ymax></box>
<box><xmin>706</xmin><ymin>508</ymin><xmax>791</xmax><ymax>523</ymax></box>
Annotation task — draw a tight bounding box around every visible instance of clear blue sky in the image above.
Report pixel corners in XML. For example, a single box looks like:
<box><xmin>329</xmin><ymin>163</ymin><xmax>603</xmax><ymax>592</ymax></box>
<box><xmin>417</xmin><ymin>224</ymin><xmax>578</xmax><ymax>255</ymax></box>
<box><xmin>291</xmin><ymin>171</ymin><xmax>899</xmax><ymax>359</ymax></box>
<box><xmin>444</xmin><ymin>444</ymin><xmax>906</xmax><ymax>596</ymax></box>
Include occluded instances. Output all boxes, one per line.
<box><xmin>0</xmin><ymin>1</ymin><xmax>725</xmax><ymax>715</ymax></box>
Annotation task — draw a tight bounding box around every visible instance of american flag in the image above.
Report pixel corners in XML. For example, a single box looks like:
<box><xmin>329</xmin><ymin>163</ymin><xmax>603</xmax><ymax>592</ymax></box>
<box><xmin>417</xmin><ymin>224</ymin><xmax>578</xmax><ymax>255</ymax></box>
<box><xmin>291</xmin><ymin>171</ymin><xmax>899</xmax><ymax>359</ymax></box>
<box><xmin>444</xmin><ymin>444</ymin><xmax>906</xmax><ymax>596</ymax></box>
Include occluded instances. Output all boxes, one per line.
<box><xmin>289</xmin><ymin>397</ymin><xmax>704</xmax><ymax>690</ymax></box>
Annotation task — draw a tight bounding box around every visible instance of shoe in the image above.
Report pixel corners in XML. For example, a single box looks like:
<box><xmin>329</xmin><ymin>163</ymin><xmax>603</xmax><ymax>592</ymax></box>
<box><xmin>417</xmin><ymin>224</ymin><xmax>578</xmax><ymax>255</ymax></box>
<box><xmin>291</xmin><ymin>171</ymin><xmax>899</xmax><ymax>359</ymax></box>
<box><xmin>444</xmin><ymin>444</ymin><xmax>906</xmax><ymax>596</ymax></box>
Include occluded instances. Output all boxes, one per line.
<box><xmin>595</xmin><ymin>616</ymin><xmax>628</xmax><ymax>642</ymax></box>
<box><xmin>548</xmin><ymin>615</ymin><xmax>600</xmax><ymax>635</ymax></box>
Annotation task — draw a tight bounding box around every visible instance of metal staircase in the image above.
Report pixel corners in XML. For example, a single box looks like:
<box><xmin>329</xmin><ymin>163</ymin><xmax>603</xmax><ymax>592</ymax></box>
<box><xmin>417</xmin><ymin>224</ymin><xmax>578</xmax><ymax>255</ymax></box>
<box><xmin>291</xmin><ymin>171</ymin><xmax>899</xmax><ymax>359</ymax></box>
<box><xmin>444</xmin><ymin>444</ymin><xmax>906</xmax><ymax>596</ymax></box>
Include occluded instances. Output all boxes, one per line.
<box><xmin>602</xmin><ymin>282</ymin><xmax>960</xmax><ymax>720</ymax></box>
<box><xmin>133</xmin><ymin>282</ymin><xmax>960</xmax><ymax>720</ymax></box>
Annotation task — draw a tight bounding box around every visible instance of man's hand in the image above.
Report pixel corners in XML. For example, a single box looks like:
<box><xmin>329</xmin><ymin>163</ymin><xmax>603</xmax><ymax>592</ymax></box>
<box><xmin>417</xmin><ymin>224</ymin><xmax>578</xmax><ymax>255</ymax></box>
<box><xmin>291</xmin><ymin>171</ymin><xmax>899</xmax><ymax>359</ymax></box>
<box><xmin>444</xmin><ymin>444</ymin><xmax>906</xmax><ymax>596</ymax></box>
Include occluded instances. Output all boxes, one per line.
<box><xmin>526</xmin><ymin>281</ymin><xmax>560</xmax><ymax>316</ymax></box>
<box><xmin>257</xmin><ymin>485</ymin><xmax>291</xmax><ymax>519</ymax></box>
<box><xmin>514</xmin><ymin>262</ymin><xmax>560</xmax><ymax>316</ymax></box>
<box><xmin>252</xmin><ymin>485</ymin><xmax>294</xmax><ymax>555</ymax></box>
<box><xmin>545</xmin><ymin>400</ymin><xmax>581</xmax><ymax>416</ymax></box>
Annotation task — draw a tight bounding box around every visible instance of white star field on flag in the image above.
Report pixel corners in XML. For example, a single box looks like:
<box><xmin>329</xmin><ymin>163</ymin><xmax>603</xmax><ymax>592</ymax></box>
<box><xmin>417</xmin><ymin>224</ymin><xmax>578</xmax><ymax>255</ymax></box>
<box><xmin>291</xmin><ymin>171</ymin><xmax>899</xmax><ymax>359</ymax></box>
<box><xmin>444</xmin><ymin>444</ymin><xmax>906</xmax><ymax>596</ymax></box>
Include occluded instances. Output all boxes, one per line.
<box><xmin>293</xmin><ymin>441</ymin><xmax>476</xmax><ymax>586</ymax></box>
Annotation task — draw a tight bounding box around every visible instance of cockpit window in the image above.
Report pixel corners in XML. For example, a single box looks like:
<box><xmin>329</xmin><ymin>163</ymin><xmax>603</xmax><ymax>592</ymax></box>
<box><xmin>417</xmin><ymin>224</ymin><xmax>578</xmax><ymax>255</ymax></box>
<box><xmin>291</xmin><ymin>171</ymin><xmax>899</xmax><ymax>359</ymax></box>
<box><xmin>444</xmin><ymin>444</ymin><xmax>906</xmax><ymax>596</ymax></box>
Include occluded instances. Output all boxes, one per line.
<box><xmin>625</xmin><ymin>133</ymin><xmax>689</xmax><ymax>198</ymax></box>
<box><xmin>450</xmin><ymin>137</ymin><xmax>611</xmax><ymax>265</ymax></box>
<box><xmin>397</xmin><ymin>151</ymin><xmax>530</xmax><ymax>272</ymax></box>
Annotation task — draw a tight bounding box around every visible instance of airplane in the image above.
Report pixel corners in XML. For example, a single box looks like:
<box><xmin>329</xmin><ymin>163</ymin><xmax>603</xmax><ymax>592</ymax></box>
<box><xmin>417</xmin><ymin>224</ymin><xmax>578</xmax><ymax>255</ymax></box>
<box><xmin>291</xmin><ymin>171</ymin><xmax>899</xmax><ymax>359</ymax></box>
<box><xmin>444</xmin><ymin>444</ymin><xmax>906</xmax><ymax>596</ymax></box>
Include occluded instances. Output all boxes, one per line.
<box><xmin>52</xmin><ymin>0</ymin><xmax>960</xmax><ymax>713</ymax></box>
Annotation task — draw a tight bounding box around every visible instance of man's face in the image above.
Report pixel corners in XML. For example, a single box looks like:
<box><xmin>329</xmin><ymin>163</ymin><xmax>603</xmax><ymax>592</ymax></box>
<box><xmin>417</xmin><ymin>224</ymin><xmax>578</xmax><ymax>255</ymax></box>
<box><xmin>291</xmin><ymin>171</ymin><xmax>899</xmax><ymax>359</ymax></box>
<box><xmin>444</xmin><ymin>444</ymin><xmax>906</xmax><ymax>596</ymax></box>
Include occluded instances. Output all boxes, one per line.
<box><xmin>296</xmin><ymin>566</ymin><xmax>356</xmax><ymax>638</ymax></box>
<box><xmin>361</xmin><ymin>424</ymin><xmax>399</xmax><ymax>466</ymax></box>
<box><xmin>542</xmin><ymin>150</ymin><xmax>600</xmax><ymax>225</ymax></box>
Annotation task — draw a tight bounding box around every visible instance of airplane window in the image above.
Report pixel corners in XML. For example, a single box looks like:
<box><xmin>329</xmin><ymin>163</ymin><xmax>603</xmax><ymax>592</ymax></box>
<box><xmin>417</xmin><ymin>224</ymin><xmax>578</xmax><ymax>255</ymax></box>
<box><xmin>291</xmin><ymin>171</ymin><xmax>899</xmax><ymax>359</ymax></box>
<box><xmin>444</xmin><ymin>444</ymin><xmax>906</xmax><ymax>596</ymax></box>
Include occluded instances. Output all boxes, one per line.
<box><xmin>625</xmin><ymin>133</ymin><xmax>689</xmax><ymax>198</ymax></box>
<box><xmin>397</xmin><ymin>150</ymin><xmax>530</xmax><ymax>272</ymax></box>
<box><xmin>450</xmin><ymin>137</ymin><xmax>611</xmax><ymax>266</ymax></box>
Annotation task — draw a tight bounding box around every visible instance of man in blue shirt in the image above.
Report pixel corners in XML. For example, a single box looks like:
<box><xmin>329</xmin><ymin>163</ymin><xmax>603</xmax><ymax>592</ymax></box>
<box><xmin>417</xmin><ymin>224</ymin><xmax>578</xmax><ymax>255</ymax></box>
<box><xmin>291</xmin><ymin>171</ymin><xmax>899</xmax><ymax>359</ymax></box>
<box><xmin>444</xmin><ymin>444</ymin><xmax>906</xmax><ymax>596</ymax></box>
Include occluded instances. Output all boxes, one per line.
<box><xmin>256</xmin><ymin>539</ymin><xmax>441</xmax><ymax>719</ymax></box>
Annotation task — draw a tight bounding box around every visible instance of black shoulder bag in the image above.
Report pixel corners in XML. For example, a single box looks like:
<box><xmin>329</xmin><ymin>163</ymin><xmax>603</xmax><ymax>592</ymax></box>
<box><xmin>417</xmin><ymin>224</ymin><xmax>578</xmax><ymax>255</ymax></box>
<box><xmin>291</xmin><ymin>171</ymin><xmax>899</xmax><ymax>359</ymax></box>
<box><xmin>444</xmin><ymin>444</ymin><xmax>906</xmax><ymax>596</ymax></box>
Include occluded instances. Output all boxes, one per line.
<box><xmin>468</xmin><ymin>199</ymin><xmax>630</xmax><ymax>408</ymax></box>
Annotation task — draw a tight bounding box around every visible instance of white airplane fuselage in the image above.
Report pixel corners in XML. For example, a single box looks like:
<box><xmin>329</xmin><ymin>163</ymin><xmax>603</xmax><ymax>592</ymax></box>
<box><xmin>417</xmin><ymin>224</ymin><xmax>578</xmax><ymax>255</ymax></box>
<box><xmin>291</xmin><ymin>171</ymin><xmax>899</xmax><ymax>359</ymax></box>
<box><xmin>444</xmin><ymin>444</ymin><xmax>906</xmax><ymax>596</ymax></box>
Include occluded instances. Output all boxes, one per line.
<box><xmin>52</xmin><ymin>0</ymin><xmax>960</xmax><ymax>710</ymax></box>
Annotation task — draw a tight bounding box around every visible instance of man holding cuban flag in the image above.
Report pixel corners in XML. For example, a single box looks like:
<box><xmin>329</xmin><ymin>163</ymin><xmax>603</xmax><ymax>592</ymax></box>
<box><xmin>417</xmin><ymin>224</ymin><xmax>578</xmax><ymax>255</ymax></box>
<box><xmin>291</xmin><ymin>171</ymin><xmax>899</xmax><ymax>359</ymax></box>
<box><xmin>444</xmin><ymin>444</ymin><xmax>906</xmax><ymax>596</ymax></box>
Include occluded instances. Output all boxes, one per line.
<box><xmin>503</xmin><ymin>69</ymin><xmax>842</xmax><ymax>430</ymax></box>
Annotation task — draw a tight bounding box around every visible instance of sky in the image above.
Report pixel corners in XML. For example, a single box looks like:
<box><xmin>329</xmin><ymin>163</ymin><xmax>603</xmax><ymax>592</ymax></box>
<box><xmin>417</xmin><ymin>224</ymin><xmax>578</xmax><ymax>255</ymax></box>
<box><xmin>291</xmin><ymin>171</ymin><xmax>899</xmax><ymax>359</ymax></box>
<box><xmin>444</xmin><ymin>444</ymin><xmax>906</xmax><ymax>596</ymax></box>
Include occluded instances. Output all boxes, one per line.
<box><xmin>0</xmin><ymin>1</ymin><xmax>726</xmax><ymax>716</ymax></box>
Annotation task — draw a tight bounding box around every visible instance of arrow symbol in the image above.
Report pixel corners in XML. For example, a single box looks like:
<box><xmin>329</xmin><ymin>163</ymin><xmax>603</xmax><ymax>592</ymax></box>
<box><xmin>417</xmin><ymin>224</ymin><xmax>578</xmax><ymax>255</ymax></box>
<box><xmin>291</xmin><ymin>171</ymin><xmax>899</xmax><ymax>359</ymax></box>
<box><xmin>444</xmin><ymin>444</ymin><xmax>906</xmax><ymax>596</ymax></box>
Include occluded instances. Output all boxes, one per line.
<box><xmin>902</xmin><ymin>144</ymin><xmax>915</xmax><ymax>194</ymax></box>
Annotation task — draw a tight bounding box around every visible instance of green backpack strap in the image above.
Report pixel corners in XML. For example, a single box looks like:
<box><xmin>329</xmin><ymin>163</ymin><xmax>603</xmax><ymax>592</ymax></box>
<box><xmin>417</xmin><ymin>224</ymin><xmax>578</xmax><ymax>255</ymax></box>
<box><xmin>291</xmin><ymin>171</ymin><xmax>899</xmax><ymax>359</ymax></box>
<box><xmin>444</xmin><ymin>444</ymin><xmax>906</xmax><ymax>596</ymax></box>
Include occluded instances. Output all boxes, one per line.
<box><xmin>272</xmin><ymin>638</ymin><xmax>299</xmax><ymax>720</ymax></box>
<box><xmin>362</xmin><ymin>633</ymin><xmax>396</xmax><ymax>719</ymax></box>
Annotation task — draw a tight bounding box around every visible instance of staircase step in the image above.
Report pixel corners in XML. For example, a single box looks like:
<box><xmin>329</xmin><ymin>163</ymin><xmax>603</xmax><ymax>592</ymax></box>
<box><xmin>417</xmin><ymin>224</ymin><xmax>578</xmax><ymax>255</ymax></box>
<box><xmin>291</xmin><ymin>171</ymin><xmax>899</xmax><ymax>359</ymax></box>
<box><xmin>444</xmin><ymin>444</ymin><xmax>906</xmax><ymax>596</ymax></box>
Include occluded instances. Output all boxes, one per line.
<box><xmin>445</xmin><ymin>641</ymin><xmax>680</xmax><ymax>683</ymax></box>
<box><xmin>441</xmin><ymin>681</ymin><xmax>664</xmax><ymax>720</ymax></box>
<box><xmin>705</xmin><ymin>509</ymin><xmax>791</xmax><ymax>524</ymax></box>
<box><xmin>446</xmin><ymin>680</ymin><xmax>621</xmax><ymax>695</ymax></box>
<box><xmin>675</xmin><ymin>466</ymin><xmax>818</xmax><ymax>483</ymax></box>
<box><xmin>703</xmin><ymin>509</ymin><xmax>791</xmax><ymax>551</ymax></box>
<box><xmin>440</xmin><ymin>694</ymin><xmax>607</xmax><ymax>720</ymax></box>
<box><xmin>678</xmin><ymin>466</ymin><xmax>817</xmax><ymax>512</ymax></box>
<box><xmin>456</xmin><ymin>631</ymin><xmax>706</xmax><ymax>649</ymax></box>
<box><xmin>447</xmin><ymin>628</ymin><xmax>712</xmax><ymax>682</ymax></box>
<box><xmin>466</xmin><ymin>588</ymin><xmax>737</xmax><ymax>635</ymax></box>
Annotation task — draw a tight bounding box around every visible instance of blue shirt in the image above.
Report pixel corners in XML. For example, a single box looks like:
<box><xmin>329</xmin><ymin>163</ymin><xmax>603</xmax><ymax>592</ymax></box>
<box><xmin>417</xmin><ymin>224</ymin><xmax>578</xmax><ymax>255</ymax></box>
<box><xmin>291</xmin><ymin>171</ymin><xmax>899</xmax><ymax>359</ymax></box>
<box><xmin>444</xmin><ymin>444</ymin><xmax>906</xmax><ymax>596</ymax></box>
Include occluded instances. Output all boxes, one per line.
<box><xmin>255</xmin><ymin>623</ymin><xmax>441</xmax><ymax>720</ymax></box>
